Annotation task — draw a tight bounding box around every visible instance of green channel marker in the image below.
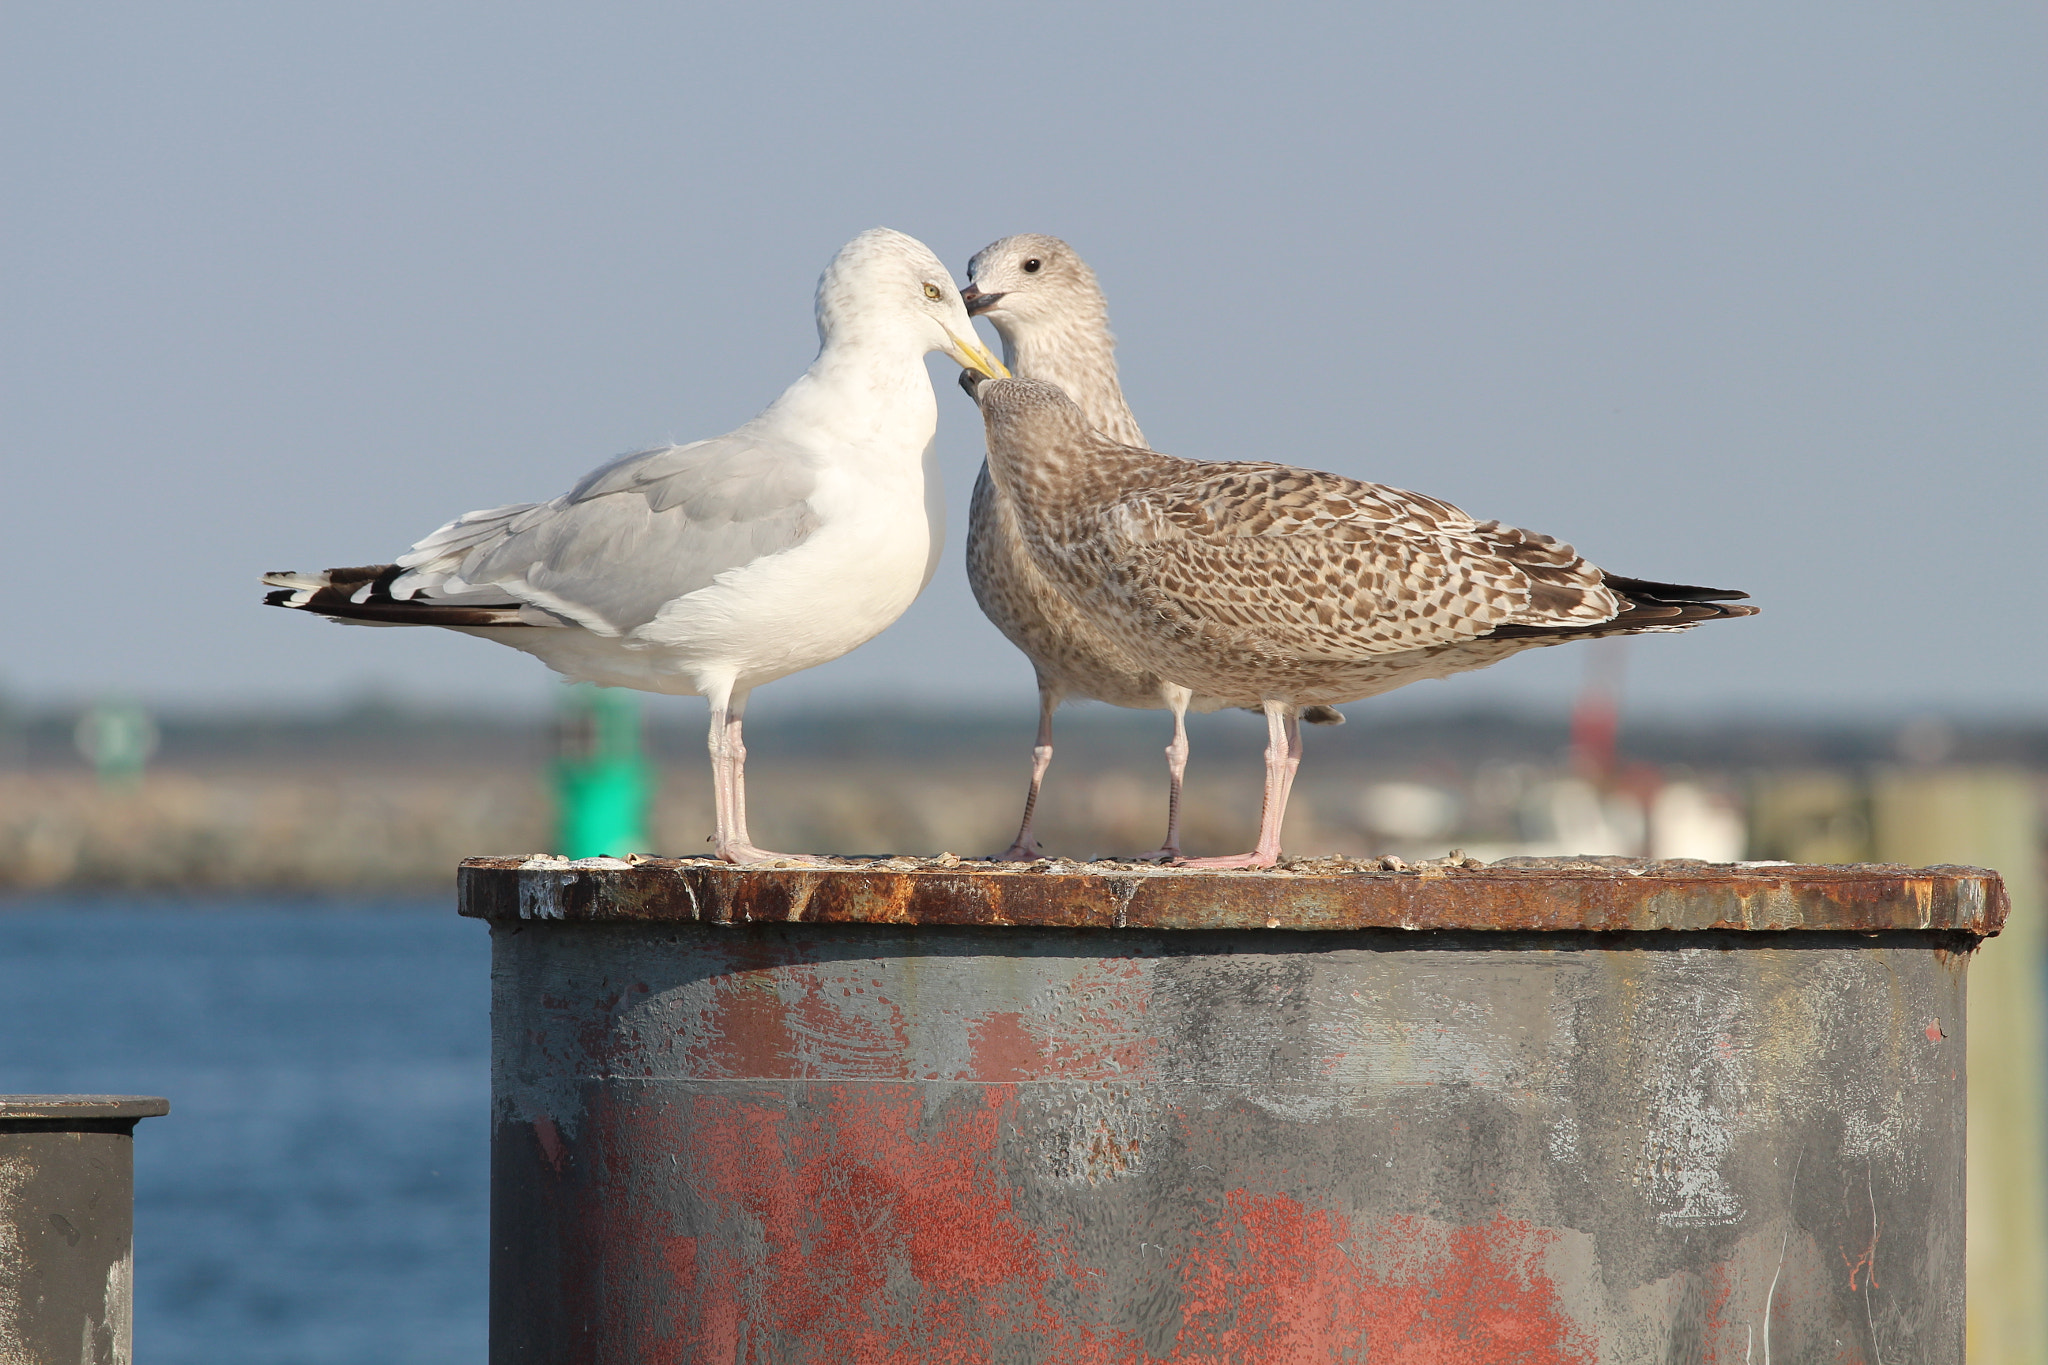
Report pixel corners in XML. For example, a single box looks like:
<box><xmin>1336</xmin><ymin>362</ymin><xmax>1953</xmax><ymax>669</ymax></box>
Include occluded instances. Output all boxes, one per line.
<box><xmin>75</xmin><ymin>697</ymin><xmax>158</xmax><ymax>787</ymax></box>
<box><xmin>552</xmin><ymin>684</ymin><xmax>653</xmax><ymax>858</ymax></box>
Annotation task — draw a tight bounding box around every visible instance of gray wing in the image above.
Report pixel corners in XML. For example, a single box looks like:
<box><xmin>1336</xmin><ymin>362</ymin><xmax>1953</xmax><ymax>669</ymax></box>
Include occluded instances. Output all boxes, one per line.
<box><xmin>389</xmin><ymin>430</ymin><xmax>819</xmax><ymax>635</ymax></box>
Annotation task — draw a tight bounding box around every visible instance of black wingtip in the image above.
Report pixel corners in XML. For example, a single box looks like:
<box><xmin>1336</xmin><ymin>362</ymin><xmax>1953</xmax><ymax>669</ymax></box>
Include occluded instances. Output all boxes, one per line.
<box><xmin>1602</xmin><ymin>574</ymin><xmax>1752</xmax><ymax>603</ymax></box>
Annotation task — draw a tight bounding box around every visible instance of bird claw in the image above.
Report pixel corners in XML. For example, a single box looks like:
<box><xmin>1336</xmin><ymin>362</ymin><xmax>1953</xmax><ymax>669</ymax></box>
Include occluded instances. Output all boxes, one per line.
<box><xmin>1174</xmin><ymin>850</ymin><xmax>1282</xmax><ymax>870</ymax></box>
<box><xmin>718</xmin><ymin>845</ymin><xmax>833</xmax><ymax>867</ymax></box>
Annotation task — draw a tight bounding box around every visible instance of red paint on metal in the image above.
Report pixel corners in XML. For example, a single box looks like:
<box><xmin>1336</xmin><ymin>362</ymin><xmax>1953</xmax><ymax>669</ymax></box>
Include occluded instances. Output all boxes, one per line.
<box><xmin>533</xmin><ymin>1086</ymin><xmax>1602</xmax><ymax>1361</ymax></box>
<box><xmin>678</xmin><ymin>956</ymin><xmax>914</xmax><ymax>1080</ymax></box>
<box><xmin>781</xmin><ymin>966</ymin><xmax>910</xmax><ymax>1080</ymax></box>
<box><xmin>967</xmin><ymin>1012</ymin><xmax>1040</xmax><ymax>1082</ymax></box>
<box><xmin>683</xmin><ymin>965</ymin><xmax>796</xmax><ymax>1078</ymax></box>
<box><xmin>687</xmin><ymin>1087</ymin><xmax>1065</xmax><ymax>1360</ymax></box>
<box><xmin>1175</xmin><ymin>1201</ymin><xmax>1596</xmax><ymax>1364</ymax></box>
<box><xmin>1169</xmin><ymin>1188</ymin><xmax>1370</xmax><ymax>1359</ymax></box>
<box><xmin>532</xmin><ymin>1114</ymin><xmax>567</xmax><ymax>1174</ymax></box>
<box><xmin>1926</xmin><ymin>1019</ymin><xmax>1944</xmax><ymax>1041</ymax></box>
<box><xmin>1035</xmin><ymin>959</ymin><xmax>1157</xmax><ymax>1080</ymax></box>
<box><xmin>963</xmin><ymin>960</ymin><xmax>1160</xmax><ymax>1083</ymax></box>
<box><xmin>1351</xmin><ymin>1212</ymin><xmax>1597</xmax><ymax>1364</ymax></box>
<box><xmin>662</xmin><ymin>949</ymin><xmax>1158</xmax><ymax>1086</ymax></box>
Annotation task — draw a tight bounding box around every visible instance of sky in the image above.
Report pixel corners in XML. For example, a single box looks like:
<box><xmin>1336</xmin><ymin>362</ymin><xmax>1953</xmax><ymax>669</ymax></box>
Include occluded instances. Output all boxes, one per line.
<box><xmin>3</xmin><ymin>2</ymin><xmax>2042</xmax><ymax>722</ymax></box>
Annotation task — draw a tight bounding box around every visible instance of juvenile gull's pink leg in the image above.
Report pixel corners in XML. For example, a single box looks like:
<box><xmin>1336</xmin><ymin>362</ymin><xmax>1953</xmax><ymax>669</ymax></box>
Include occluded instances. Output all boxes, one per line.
<box><xmin>1138</xmin><ymin>685</ymin><xmax>1194</xmax><ymax>861</ymax></box>
<box><xmin>998</xmin><ymin>684</ymin><xmax>1060</xmax><ymax>860</ymax></box>
<box><xmin>1178</xmin><ymin>701</ymin><xmax>1301</xmax><ymax>870</ymax></box>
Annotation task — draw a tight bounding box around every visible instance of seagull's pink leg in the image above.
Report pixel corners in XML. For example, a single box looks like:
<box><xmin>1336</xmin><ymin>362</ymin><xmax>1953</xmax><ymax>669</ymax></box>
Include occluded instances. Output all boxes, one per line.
<box><xmin>705</xmin><ymin>693</ymin><xmax>741</xmax><ymax>856</ymax></box>
<box><xmin>706</xmin><ymin>686</ymin><xmax>807</xmax><ymax>864</ymax></box>
<box><xmin>1138</xmin><ymin>685</ymin><xmax>1194</xmax><ymax>861</ymax></box>
<box><xmin>998</xmin><ymin>685</ymin><xmax>1059</xmax><ymax>860</ymax></box>
<box><xmin>725</xmin><ymin>695</ymin><xmax>756</xmax><ymax>849</ymax></box>
<box><xmin>1178</xmin><ymin>701</ymin><xmax>1301</xmax><ymax>870</ymax></box>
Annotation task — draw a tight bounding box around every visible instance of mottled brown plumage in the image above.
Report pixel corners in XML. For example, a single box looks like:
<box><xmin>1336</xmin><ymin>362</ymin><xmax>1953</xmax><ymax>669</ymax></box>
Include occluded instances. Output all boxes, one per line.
<box><xmin>968</xmin><ymin>375</ymin><xmax>1756</xmax><ymax>867</ymax></box>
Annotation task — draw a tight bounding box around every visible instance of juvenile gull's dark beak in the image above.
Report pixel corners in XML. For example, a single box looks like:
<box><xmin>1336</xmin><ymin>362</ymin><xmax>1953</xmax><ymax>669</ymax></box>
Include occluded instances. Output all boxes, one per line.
<box><xmin>962</xmin><ymin>285</ymin><xmax>1004</xmax><ymax>317</ymax></box>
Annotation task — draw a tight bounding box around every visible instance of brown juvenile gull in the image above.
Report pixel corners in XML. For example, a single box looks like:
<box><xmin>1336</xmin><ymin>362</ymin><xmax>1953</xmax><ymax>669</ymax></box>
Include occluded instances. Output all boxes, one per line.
<box><xmin>262</xmin><ymin>229</ymin><xmax>1005</xmax><ymax>864</ymax></box>
<box><xmin>960</xmin><ymin>234</ymin><xmax>1340</xmax><ymax>860</ymax></box>
<box><xmin>963</xmin><ymin>375</ymin><xmax>1757</xmax><ymax>869</ymax></box>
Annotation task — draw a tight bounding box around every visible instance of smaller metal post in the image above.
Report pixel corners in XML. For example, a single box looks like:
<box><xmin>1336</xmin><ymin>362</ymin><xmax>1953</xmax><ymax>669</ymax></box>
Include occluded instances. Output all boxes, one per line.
<box><xmin>0</xmin><ymin>1096</ymin><xmax>169</xmax><ymax>1365</ymax></box>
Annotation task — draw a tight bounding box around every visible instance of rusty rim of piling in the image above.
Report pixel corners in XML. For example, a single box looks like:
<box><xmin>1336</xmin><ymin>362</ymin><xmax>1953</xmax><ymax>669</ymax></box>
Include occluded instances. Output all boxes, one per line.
<box><xmin>457</xmin><ymin>856</ymin><xmax>2007</xmax><ymax>937</ymax></box>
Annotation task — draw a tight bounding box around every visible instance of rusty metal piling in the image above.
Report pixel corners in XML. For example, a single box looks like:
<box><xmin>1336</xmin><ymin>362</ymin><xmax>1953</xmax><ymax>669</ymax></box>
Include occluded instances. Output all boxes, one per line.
<box><xmin>461</xmin><ymin>856</ymin><xmax>2004</xmax><ymax>1363</ymax></box>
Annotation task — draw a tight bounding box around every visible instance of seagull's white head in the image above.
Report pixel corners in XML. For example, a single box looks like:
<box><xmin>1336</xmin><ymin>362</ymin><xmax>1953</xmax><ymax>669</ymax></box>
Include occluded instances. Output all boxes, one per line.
<box><xmin>815</xmin><ymin>228</ymin><xmax>1007</xmax><ymax>379</ymax></box>
<box><xmin>961</xmin><ymin>234</ymin><xmax>1112</xmax><ymax>344</ymax></box>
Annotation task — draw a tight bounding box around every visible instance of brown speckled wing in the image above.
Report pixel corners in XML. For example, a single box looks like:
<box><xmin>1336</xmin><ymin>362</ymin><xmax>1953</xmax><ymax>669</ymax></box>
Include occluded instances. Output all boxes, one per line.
<box><xmin>1100</xmin><ymin>464</ymin><xmax>1622</xmax><ymax>658</ymax></box>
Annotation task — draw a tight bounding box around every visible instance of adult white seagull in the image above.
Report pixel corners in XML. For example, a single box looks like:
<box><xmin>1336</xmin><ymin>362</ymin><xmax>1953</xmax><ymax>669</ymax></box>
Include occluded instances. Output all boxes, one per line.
<box><xmin>264</xmin><ymin>228</ymin><xmax>1006</xmax><ymax>863</ymax></box>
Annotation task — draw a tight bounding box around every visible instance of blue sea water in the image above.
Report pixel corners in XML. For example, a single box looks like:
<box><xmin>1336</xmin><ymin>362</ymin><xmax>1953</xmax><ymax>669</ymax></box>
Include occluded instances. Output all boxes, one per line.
<box><xmin>0</xmin><ymin>898</ymin><xmax>490</xmax><ymax>1365</ymax></box>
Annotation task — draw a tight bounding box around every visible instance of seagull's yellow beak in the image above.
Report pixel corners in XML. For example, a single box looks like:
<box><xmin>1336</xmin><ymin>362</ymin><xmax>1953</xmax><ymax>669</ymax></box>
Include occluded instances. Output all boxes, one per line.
<box><xmin>945</xmin><ymin>329</ymin><xmax>1010</xmax><ymax>380</ymax></box>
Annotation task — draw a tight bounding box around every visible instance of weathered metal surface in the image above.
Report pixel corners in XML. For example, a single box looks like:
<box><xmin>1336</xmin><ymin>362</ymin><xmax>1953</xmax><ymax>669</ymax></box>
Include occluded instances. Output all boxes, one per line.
<box><xmin>460</xmin><ymin>854</ymin><xmax>2008</xmax><ymax>936</ymax></box>
<box><xmin>0</xmin><ymin>1096</ymin><xmax>169</xmax><ymax>1365</ymax></box>
<box><xmin>476</xmin><ymin>866</ymin><xmax>1989</xmax><ymax>1363</ymax></box>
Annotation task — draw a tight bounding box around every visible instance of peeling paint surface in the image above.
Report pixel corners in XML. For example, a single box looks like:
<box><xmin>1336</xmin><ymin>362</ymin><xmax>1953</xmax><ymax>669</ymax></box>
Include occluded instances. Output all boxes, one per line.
<box><xmin>496</xmin><ymin>1082</ymin><xmax>1605</xmax><ymax>1364</ymax></box>
<box><xmin>486</xmin><ymin>905</ymin><xmax>1969</xmax><ymax>1363</ymax></box>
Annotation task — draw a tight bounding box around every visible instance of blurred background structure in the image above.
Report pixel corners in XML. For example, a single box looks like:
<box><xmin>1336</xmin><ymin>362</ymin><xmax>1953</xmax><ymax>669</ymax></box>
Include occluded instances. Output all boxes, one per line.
<box><xmin>2</xmin><ymin>0</ymin><xmax>2040</xmax><ymax>1359</ymax></box>
<box><xmin>2</xmin><ymin>691</ymin><xmax>2046</xmax><ymax>891</ymax></box>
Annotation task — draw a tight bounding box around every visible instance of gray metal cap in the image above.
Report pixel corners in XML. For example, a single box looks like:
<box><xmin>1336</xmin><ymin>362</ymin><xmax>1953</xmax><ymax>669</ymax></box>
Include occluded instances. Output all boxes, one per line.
<box><xmin>0</xmin><ymin>1096</ymin><xmax>170</xmax><ymax>1122</ymax></box>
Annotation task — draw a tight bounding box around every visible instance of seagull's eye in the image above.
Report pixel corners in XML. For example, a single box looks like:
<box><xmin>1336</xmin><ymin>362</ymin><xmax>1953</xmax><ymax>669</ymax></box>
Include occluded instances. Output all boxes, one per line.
<box><xmin>1022</xmin><ymin>259</ymin><xmax>1042</xmax><ymax>273</ymax></box>
<box><xmin>922</xmin><ymin>282</ymin><xmax>944</xmax><ymax>300</ymax></box>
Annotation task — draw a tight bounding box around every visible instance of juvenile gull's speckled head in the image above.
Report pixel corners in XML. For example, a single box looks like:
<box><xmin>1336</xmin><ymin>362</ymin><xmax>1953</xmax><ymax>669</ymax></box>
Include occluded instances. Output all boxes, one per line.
<box><xmin>962</xmin><ymin>375</ymin><xmax>1098</xmax><ymax>462</ymax></box>
<box><xmin>962</xmin><ymin>234</ymin><xmax>1111</xmax><ymax>333</ymax></box>
<box><xmin>960</xmin><ymin>234</ymin><xmax>1142</xmax><ymax>447</ymax></box>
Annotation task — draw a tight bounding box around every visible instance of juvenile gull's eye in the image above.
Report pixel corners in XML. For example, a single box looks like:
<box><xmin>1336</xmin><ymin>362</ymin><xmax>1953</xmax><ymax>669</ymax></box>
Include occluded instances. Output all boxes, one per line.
<box><xmin>1022</xmin><ymin>259</ymin><xmax>1042</xmax><ymax>273</ymax></box>
<box><xmin>922</xmin><ymin>282</ymin><xmax>944</xmax><ymax>300</ymax></box>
